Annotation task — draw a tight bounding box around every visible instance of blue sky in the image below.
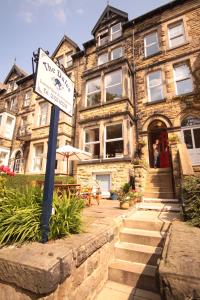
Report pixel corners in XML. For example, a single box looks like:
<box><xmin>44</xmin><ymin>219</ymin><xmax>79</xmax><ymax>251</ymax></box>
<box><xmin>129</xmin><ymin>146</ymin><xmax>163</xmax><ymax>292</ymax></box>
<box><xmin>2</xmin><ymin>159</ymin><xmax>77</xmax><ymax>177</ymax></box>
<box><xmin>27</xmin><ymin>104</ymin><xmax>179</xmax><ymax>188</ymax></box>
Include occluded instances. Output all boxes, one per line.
<box><xmin>0</xmin><ymin>0</ymin><xmax>169</xmax><ymax>82</ymax></box>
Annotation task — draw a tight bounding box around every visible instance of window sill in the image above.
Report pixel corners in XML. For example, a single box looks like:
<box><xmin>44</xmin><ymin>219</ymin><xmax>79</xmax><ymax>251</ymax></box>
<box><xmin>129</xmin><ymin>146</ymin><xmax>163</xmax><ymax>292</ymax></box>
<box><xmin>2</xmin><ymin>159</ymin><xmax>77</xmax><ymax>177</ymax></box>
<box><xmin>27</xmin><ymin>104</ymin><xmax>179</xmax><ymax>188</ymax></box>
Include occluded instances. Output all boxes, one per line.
<box><xmin>80</xmin><ymin>97</ymin><xmax>133</xmax><ymax>112</ymax></box>
<box><xmin>166</xmin><ymin>41</ymin><xmax>190</xmax><ymax>52</ymax></box>
<box><xmin>77</xmin><ymin>157</ymin><xmax>132</xmax><ymax>165</ymax></box>
<box><xmin>145</xmin><ymin>99</ymin><xmax>166</xmax><ymax>106</ymax></box>
<box><xmin>173</xmin><ymin>91</ymin><xmax>195</xmax><ymax>100</ymax></box>
<box><xmin>143</xmin><ymin>51</ymin><xmax>162</xmax><ymax>60</ymax></box>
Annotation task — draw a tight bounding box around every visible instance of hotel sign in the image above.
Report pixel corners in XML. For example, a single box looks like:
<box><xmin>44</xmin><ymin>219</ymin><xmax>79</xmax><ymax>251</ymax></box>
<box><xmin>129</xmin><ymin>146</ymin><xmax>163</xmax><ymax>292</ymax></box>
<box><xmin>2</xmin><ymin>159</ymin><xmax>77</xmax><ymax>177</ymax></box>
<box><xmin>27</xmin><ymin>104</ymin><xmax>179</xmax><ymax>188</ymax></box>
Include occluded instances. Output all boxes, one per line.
<box><xmin>34</xmin><ymin>48</ymin><xmax>74</xmax><ymax>116</ymax></box>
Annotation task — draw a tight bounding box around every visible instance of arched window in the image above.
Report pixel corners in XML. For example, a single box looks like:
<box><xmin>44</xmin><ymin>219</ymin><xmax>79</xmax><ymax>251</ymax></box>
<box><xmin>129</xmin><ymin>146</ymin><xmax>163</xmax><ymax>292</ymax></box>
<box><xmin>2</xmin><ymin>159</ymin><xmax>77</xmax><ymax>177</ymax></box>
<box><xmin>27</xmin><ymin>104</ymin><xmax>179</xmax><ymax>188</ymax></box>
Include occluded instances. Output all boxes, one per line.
<box><xmin>13</xmin><ymin>151</ymin><xmax>22</xmax><ymax>173</ymax></box>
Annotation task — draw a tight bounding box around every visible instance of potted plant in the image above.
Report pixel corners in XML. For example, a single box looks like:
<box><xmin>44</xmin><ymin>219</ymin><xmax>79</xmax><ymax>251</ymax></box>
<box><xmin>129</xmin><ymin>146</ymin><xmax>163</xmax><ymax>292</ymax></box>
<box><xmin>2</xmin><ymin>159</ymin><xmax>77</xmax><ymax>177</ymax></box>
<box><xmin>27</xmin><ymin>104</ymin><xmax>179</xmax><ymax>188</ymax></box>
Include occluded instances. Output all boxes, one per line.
<box><xmin>110</xmin><ymin>190</ymin><xmax>119</xmax><ymax>200</ymax></box>
<box><xmin>119</xmin><ymin>196</ymin><xmax>130</xmax><ymax>209</ymax></box>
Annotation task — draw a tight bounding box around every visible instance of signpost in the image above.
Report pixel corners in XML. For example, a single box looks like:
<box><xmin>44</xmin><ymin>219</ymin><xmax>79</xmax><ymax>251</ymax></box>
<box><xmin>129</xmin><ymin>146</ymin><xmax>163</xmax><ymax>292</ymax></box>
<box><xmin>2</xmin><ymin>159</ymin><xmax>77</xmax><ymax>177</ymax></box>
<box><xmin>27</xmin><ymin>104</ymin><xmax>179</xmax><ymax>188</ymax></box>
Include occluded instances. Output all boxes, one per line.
<box><xmin>34</xmin><ymin>48</ymin><xmax>74</xmax><ymax>243</ymax></box>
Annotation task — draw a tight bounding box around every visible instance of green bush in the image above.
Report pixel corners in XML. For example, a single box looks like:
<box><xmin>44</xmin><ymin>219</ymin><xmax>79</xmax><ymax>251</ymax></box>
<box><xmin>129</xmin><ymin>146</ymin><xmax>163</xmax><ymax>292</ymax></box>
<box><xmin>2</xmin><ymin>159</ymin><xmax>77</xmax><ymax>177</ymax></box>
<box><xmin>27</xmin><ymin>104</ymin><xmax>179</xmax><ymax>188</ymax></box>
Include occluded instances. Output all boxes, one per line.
<box><xmin>0</xmin><ymin>174</ymin><xmax>75</xmax><ymax>191</ymax></box>
<box><xmin>182</xmin><ymin>176</ymin><xmax>200</xmax><ymax>227</ymax></box>
<box><xmin>0</xmin><ymin>177</ymin><xmax>84</xmax><ymax>246</ymax></box>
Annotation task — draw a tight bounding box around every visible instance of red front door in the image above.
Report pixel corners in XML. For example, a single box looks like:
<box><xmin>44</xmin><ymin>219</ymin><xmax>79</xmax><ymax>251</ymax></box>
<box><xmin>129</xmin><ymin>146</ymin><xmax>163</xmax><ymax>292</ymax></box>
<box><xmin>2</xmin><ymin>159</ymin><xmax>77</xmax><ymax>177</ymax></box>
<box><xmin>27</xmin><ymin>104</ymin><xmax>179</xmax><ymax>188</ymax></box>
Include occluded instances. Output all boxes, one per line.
<box><xmin>159</xmin><ymin>131</ymin><xmax>170</xmax><ymax>168</ymax></box>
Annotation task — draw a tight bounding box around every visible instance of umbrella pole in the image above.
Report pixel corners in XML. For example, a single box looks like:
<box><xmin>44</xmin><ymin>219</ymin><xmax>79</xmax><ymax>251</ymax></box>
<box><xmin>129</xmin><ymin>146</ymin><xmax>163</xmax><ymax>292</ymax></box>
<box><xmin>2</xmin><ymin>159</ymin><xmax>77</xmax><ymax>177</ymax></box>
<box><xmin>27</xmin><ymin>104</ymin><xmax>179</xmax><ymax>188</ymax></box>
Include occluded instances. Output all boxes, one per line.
<box><xmin>67</xmin><ymin>156</ymin><xmax>69</xmax><ymax>175</ymax></box>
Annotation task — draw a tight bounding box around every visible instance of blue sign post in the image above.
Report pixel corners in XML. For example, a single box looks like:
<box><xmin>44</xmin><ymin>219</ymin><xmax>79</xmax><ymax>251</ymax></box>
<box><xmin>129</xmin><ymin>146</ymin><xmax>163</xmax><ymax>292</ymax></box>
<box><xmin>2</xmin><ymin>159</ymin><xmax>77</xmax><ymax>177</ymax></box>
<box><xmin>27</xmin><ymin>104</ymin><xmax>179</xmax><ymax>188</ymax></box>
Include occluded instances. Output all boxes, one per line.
<box><xmin>41</xmin><ymin>105</ymin><xmax>60</xmax><ymax>243</ymax></box>
<box><xmin>33</xmin><ymin>48</ymin><xmax>74</xmax><ymax>243</ymax></box>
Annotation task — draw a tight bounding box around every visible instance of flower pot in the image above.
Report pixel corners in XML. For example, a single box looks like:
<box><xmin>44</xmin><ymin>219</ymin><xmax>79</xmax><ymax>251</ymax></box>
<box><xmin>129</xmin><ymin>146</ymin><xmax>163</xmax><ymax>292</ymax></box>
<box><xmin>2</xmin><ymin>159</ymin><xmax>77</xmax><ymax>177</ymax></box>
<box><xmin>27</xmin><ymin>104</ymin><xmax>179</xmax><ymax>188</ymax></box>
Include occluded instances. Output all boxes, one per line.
<box><xmin>120</xmin><ymin>202</ymin><xmax>129</xmax><ymax>209</ymax></box>
<box><xmin>129</xmin><ymin>199</ymin><xmax>135</xmax><ymax>207</ymax></box>
<box><xmin>110</xmin><ymin>192</ymin><xmax>118</xmax><ymax>200</ymax></box>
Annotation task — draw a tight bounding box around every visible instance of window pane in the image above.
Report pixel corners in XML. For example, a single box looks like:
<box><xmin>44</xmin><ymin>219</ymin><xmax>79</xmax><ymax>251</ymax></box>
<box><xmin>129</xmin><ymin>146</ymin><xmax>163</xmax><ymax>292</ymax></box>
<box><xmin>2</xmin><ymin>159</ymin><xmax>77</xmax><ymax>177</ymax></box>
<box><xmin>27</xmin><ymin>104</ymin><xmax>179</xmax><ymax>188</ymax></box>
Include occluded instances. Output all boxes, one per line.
<box><xmin>150</xmin><ymin>86</ymin><xmax>163</xmax><ymax>101</ymax></box>
<box><xmin>87</xmin><ymin>78</ymin><xmax>100</xmax><ymax>93</ymax></box>
<box><xmin>145</xmin><ymin>32</ymin><xmax>157</xmax><ymax>45</ymax></box>
<box><xmin>175</xmin><ymin>64</ymin><xmax>190</xmax><ymax>81</ymax></box>
<box><xmin>193</xmin><ymin>128</ymin><xmax>200</xmax><ymax>148</ymax></box>
<box><xmin>111</xmin><ymin>23</ymin><xmax>121</xmax><ymax>33</ymax></box>
<box><xmin>169</xmin><ymin>23</ymin><xmax>184</xmax><ymax>39</ymax></box>
<box><xmin>85</xmin><ymin>144</ymin><xmax>100</xmax><ymax>158</ymax></box>
<box><xmin>146</xmin><ymin>43</ymin><xmax>159</xmax><ymax>57</ymax></box>
<box><xmin>87</xmin><ymin>92</ymin><xmax>101</xmax><ymax>106</ymax></box>
<box><xmin>183</xmin><ymin>130</ymin><xmax>193</xmax><ymax>149</ymax></box>
<box><xmin>111</xmin><ymin>23</ymin><xmax>121</xmax><ymax>40</ymax></box>
<box><xmin>106</xmin><ymin>85</ymin><xmax>122</xmax><ymax>101</ymax></box>
<box><xmin>182</xmin><ymin>116</ymin><xmax>200</xmax><ymax>127</ymax></box>
<box><xmin>85</xmin><ymin>128</ymin><xmax>99</xmax><ymax>143</ymax></box>
<box><xmin>106</xmin><ymin>124</ymin><xmax>122</xmax><ymax>139</ymax></box>
<box><xmin>98</xmin><ymin>53</ymin><xmax>108</xmax><ymax>65</ymax></box>
<box><xmin>111</xmin><ymin>47</ymin><xmax>122</xmax><ymax>60</ymax></box>
<box><xmin>106</xmin><ymin>140</ymin><xmax>123</xmax><ymax>158</ymax></box>
<box><xmin>66</xmin><ymin>53</ymin><xmax>73</xmax><ymax>67</ymax></box>
<box><xmin>57</xmin><ymin>55</ymin><xmax>64</xmax><ymax>66</ymax></box>
<box><xmin>105</xmin><ymin>70</ymin><xmax>121</xmax><ymax>87</ymax></box>
<box><xmin>176</xmin><ymin>78</ymin><xmax>193</xmax><ymax>95</ymax></box>
<box><xmin>170</xmin><ymin>35</ymin><xmax>185</xmax><ymax>48</ymax></box>
<box><xmin>148</xmin><ymin>71</ymin><xmax>162</xmax><ymax>87</ymax></box>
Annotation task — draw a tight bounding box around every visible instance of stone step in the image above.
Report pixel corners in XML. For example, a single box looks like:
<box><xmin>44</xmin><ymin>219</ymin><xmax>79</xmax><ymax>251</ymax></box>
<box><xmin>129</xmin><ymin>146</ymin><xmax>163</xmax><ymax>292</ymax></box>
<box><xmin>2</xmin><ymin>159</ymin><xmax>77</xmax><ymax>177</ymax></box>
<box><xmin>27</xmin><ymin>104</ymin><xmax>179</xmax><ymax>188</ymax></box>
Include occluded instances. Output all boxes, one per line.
<box><xmin>138</xmin><ymin>202</ymin><xmax>181</xmax><ymax>212</ymax></box>
<box><xmin>124</xmin><ymin>218</ymin><xmax>171</xmax><ymax>232</ymax></box>
<box><xmin>143</xmin><ymin>197</ymin><xmax>179</xmax><ymax>203</ymax></box>
<box><xmin>115</xmin><ymin>242</ymin><xmax>162</xmax><ymax>265</ymax></box>
<box><xmin>144</xmin><ymin>187</ymin><xmax>173</xmax><ymax>193</ymax></box>
<box><xmin>143</xmin><ymin>191</ymin><xmax>174</xmax><ymax>199</ymax></box>
<box><xmin>148</xmin><ymin>168</ymin><xmax>171</xmax><ymax>174</ymax></box>
<box><xmin>108</xmin><ymin>260</ymin><xmax>159</xmax><ymax>293</ymax></box>
<box><xmin>145</xmin><ymin>182</ymin><xmax>173</xmax><ymax>189</ymax></box>
<box><xmin>95</xmin><ymin>280</ymin><xmax>161</xmax><ymax>300</ymax></box>
<box><xmin>120</xmin><ymin>227</ymin><xmax>166</xmax><ymax>247</ymax></box>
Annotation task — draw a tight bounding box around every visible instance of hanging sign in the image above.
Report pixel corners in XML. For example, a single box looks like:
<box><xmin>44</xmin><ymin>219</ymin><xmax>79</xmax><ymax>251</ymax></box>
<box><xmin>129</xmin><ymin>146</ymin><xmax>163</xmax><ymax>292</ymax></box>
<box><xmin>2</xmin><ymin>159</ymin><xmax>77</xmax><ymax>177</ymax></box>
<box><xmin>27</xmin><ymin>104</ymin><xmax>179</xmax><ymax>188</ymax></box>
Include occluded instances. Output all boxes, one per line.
<box><xmin>34</xmin><ymin>48</ymin><xmax>74</xmax><ymax>116</ymax></box>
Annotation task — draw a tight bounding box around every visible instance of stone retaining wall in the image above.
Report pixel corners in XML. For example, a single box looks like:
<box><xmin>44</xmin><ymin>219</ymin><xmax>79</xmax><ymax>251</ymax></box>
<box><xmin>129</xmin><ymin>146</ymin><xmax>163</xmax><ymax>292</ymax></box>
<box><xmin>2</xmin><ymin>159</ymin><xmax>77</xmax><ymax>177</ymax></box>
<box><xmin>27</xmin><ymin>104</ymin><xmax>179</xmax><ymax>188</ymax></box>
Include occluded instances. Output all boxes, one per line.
<box><xmin>0</xmin><ymin>212</ymin><xmax>128</xmax><ymax>300</ymax></box>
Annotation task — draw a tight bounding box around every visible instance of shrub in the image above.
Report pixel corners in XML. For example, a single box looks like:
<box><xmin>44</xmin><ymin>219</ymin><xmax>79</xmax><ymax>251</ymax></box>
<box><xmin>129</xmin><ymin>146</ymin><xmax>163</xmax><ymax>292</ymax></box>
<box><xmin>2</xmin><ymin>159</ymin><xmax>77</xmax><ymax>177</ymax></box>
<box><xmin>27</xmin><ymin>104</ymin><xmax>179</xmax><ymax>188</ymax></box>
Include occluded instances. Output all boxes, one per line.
<box><xmin>182</xmin><ymin>176</ymin><xmax>200</xmax><ymax>227</ymax></box>
<box><xmin>0</xmin><ymin>174</ymin><xmax>75</xmax><ymax>191</ymax></box>
<box><xmin>0</xmin><ymin>181</ymin><xmax>84</xmax><ymax>246</ymax></box>
<box><xmin>122</xmin><ymin>182</ymin><xmax>131</xmax><ymax>194</ymax></box>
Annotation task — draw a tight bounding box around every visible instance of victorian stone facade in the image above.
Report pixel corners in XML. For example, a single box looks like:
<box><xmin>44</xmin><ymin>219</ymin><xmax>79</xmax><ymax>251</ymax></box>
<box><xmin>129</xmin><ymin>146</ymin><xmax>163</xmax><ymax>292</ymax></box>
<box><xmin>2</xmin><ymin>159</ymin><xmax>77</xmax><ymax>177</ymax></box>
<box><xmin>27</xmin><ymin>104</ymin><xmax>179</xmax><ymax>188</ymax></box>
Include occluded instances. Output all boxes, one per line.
<box><xmin>0</xmin><ymin>0</ymin><xmax>200</xmax><ymax>196</ymax></box>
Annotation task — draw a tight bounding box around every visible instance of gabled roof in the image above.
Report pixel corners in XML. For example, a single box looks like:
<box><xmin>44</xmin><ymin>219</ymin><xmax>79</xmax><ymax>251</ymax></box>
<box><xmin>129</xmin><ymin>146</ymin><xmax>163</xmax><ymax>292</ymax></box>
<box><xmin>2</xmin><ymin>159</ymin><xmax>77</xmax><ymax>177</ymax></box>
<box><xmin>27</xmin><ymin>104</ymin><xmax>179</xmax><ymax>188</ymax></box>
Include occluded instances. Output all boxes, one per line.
<box><xmin>0</xmin><ymin>82</ymin><xmax>7</xmax><ymax>92</ymax></box>
<box><xmin>4</xmin><ymin>64</ymin><xmax>28</xmax><ymax>84</ymax></box>
<box><xmin>92</xmin><ymin>5</ymin><xmax>128</xmax><ymax>35</ymax></box>
<box><xmin>52</xmin><ymin>35</ymin><xmax>80</xmax><ymax>58</ymax></box>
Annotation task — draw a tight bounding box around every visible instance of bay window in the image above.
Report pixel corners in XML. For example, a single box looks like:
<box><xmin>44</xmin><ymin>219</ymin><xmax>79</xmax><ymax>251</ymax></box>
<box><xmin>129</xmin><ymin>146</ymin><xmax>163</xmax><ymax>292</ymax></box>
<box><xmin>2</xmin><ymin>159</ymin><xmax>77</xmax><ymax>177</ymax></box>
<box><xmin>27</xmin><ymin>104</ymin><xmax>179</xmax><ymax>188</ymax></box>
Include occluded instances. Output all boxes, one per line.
<box><xmin>147</xmin><ymin>70</ymin><xmax>163</xmax><ymax>102</ymax></box>
<box><xmin>105</xmin><ymin>70</ymin><xmax>122</xmax><ymax>102</ymax></box>
<box><xmin>86</xmin><ymin>77</ymin><xmax>101</xmax><ymax>107</ymax></box>
<box><xmin>105</xmin><ymin>124</ymin><xmax>123</xmax><ymax>158</ymax></box>
<box><xmin>168</xmin><ymin>21</ymin><xmax>186</xmax><ymax>48</ymax></box>
<box><xmin>174</xmin><ymin>63</ymin><xmax>193</xmax><ymax>95</ymax></box>
<box><xmin>144</xmin><ymin>32</ymin><xmax>159</xmax><ymax>57</ymax></box>
<box><xmin>84</xmin><ymin>128</ymin><xmax>100</xmax><ymax>159</ymax></box>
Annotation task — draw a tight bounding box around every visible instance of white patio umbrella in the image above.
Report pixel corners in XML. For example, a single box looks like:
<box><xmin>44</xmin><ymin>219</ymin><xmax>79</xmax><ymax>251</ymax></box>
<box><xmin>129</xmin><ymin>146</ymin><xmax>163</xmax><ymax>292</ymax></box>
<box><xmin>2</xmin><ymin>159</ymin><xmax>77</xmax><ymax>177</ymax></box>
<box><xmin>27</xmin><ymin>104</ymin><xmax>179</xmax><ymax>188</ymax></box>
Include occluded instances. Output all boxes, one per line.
<box><xmin>56</xmin><ymin>145</ymin><xmax>92</xmax><ymax>175</ymax></box>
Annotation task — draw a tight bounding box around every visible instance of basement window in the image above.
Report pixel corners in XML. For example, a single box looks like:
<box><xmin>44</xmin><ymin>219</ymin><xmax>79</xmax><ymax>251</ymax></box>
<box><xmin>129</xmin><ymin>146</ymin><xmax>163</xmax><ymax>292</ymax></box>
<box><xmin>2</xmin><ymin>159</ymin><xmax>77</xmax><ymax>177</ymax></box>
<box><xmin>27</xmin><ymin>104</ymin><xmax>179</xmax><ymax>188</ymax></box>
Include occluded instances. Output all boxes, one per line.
<box><xmin>105</xmin><ymin>124</ymin><xmax>123</xmax><ymax>158</ymax></box>
<box><xmin>84</xmin><ymin>128</ymin><xmax>100</xmax><ymax>159</ymax></box>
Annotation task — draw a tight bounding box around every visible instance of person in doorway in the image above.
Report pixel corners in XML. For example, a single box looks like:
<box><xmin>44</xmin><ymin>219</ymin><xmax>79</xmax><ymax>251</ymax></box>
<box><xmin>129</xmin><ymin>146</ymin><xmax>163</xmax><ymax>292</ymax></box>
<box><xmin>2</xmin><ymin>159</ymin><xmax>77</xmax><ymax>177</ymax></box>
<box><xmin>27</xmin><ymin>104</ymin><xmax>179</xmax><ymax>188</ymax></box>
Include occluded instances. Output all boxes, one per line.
<box><xmin>153</xmin><ymin>139</ymin><xmax>160</xmax><ymax>168</ymax></box>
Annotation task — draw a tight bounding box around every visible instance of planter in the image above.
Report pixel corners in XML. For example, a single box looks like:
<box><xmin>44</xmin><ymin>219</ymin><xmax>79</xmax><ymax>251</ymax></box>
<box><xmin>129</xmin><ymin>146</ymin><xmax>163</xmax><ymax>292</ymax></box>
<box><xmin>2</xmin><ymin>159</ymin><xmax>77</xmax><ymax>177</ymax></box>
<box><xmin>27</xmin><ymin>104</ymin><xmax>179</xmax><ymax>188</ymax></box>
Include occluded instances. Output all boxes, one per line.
<box><xmin>120</xmin><ymin>202</ymin><xmax>129</xmax><ymax>209</ymax></box>
<box><xmin>110</xmin><ymin>192</ymin><xmax>118</xmax><ymax>200</ymax></box>
<box><xmin>129</xmin><ymin>199</ymin><xmax>135</xmax><ymax>207</ymax></box>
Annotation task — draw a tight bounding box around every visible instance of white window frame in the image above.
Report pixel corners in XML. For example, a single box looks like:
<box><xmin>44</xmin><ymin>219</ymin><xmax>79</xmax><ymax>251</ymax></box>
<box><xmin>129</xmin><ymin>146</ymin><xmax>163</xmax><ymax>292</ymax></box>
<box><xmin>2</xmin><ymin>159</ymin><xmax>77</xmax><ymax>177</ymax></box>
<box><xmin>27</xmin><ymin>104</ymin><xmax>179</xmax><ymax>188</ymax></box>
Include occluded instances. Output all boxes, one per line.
<box><xmin>105</xmin><ymin>69</ymin><xmax>122</xmax><ymax>102</ymax></box>
<box><xmin>173</xmin><ymin>63</ymin><xmax>193</xmax><ymax>96</ymax></box>
<box><xmin>24</xmin><ymin>90</ymin><xmax>31</xmax><ymax>107</ymax></box>
<box><xmin>111</xmin><ymin>47</ymin><xmax>123</xmax><ymax>60</ymax></box>
<box><xmin>168</xmin><ymin>21</ymin><xmax>186</xmax><ymax>49</ymax></box>
<box><xmin>98</xmin><ymin>52</ymin><xmax>109</xmax><ymax>66</ymax></box>
<box><xmin>86</xmin><ymin>77</ymin><xmax>101</xmax><ymax>107</ymax></box>
<box><xmin>10</xmin><ymin>97</ymin><xmax>17</xmax><ymax>110</ymax></box>
<box><xmin>144</xmin><ymin>31</ymin><xmax>159</xmax><ymax>57</ymax></box>
<box><xmin>84</xmin><ymin>127</ymin><xmax>100</xmax><ymax>159</ymax></box>
<box><xmin>98</xmin><ymin>29</ymin><xmax>109</xmax><ymax>46</ymax></box>
<box><xmin>66</xmin><ymin>52</ymin><xmax>73</xmax><ymax>68</ymax></box>
<box><xmin>104</xmin><ymin>123</ymin><xmax>123</xmax><ymax>159</ymax></box>
<box><xmin>33</xmin><ymin>143</ymin><xmax>44</xmax><ymax>172</ymax></box>
<box><xmin>147</xmin><ymin>70</ymin><xmax>164</xmax><ymax>102</ymax></box>
<box><xmin>111</xmin><ymin>23</ymin><xmax>122</xmax><ymax>41</ymax></box>
<box><xmin>5</xmin><ymin>116</ymin><xmax>15</xmax><ymax>139</ymax></box>
<box><xmin>38</xmin><ymin>102</ymin><xmax>48</xmax><ymax>126</ymax></box>
<box><xmin>0</xmin><ymin>148</ymin><xmax>10</xmax><ymax>166</ymax></box>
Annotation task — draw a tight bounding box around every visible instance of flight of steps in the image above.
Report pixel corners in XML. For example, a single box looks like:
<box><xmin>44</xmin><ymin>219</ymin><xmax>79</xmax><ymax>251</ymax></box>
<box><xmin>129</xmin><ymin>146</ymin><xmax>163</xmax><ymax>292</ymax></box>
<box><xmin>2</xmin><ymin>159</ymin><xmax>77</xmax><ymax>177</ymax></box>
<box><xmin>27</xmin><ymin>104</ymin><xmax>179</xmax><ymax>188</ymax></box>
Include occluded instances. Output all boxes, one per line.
<box><xmin>95</xmin><ymin>168</ymin><xmax>180</xmax><ymax>300</ymax></box>
<box><xmin>138</xmin><ymin>168</ymin><xmax>181</xmax><ymax>213</ymax></box>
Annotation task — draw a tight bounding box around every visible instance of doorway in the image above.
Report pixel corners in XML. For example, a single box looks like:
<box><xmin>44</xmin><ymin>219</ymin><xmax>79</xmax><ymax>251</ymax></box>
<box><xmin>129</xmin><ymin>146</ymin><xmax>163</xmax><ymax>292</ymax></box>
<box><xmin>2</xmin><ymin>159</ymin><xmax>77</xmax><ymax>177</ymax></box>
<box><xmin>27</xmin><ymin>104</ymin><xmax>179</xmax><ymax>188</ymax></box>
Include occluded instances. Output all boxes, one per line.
<box><xmin>148</xmin><ymin>120</ymin><xmax>170</xmax><ymax>168</ymax></box>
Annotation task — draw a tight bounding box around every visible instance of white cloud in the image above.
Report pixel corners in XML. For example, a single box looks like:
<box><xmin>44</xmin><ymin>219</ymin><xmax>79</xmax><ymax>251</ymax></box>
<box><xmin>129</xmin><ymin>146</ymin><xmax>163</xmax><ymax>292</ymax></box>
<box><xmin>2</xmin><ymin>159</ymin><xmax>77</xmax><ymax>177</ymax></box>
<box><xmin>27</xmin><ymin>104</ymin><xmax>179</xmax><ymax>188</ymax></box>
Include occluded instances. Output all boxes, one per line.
<box><xmin>54</xmin><ymin>8</ymin><xmax>66</xmax><ymax>23</ymax></box>
<box><xmin>76</xmin><ymin>8</ymin><xmax>84</xmax><ymax>15</ymax></box>
<box><xmin>20</xmin><ymin>10</ymin><xmax>33</xmax><ymax>23</ymax></box>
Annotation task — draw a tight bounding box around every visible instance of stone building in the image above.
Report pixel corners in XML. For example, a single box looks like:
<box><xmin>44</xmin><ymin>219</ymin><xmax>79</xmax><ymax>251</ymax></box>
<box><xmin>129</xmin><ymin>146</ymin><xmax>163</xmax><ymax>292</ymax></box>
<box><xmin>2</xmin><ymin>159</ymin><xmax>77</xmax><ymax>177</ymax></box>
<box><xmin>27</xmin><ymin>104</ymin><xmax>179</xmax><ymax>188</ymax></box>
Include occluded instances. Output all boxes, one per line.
<box><xmin>0</xmin><ymin>0</ymin><xmax>200</xmax><ymax>196</ymax></box>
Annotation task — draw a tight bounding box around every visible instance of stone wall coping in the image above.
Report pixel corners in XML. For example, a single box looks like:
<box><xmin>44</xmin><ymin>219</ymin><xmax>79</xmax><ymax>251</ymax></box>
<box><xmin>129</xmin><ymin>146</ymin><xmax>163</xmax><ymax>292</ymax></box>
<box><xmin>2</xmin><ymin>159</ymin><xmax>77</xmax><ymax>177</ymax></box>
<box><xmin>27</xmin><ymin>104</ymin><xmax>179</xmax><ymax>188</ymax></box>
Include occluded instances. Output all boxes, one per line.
<box><xmin>77</xmin><ymin>157</ymin><xmax>131</xmax><ymax>165</ymax></box>
<box><xmin>0</xmin><ymin>209</ymin><xmax>134</xmax><ymax>296</ymax></box>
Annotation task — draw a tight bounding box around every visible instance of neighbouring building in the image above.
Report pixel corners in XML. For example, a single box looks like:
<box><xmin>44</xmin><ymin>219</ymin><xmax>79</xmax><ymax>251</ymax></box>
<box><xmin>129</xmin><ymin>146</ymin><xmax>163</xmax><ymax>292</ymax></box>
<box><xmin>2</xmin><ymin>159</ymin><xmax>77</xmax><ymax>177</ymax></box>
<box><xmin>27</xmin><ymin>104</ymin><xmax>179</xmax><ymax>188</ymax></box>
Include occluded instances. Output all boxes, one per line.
<box><xmin>0</xmin><ymin>0</ymin><xmax>200</xmax><ymax>197</ymax></box>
